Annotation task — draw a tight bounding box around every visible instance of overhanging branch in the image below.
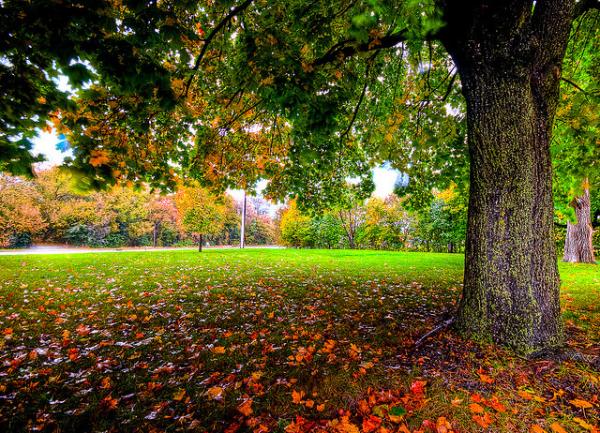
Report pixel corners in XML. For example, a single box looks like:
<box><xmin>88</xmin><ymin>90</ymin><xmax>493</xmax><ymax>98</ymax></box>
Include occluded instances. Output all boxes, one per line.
<box><xmin>183</xmin><ymin>0</ymin><xmax>254</xmax><ymax>97</ymax></box>
<box><xmin>314</xmin><ymin>28</ymin><xmax>438</xmax><ymax>66</ymax></box>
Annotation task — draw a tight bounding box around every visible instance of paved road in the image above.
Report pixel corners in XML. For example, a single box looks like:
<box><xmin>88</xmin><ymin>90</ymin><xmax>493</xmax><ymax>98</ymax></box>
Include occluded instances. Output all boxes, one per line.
<box><xmin>0</xmin><ymin>245</ymin><xmax>283</xmax><ymax>256</ymax></box>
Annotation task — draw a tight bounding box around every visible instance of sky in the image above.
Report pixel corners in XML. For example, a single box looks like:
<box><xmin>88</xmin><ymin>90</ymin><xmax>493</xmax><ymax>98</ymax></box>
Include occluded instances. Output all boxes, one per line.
<box><xmin>32</xmin><ymin>133</ymin><xmax>401</xmax><ymax>208</ymax></box>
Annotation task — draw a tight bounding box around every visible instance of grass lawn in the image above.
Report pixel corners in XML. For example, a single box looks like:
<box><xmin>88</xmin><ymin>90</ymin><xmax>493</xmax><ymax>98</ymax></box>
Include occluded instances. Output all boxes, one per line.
<box><xmin>0</xmin><ymin>249</ymin><xmax>598</xmax><ymax>432</ymax></box>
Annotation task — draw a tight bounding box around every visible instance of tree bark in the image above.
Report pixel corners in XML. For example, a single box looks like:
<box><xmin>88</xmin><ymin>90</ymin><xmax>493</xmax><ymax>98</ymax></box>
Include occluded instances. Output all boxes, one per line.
<box><xmin>563</xmin><ymin>186</ymin><xmax>596</xmax><ymax>263</ymax></box>
<box><xmin>439</xmin><ymin>0</ymin><xmax>575</xmax><ymax>353</ymax></box>
<box><xmin>198</xmin><ymin>233</ymin><xmax>203</xmax><ymax>252</ymax></box>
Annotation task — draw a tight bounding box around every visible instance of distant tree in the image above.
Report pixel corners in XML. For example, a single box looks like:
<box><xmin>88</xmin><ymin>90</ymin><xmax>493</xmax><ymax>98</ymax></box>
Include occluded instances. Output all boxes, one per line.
<box><xmin>148</xmin><ymin>195</ymin><xmax>180</xmax><ymax>247</ymax></box>
<box><xmin>552</xmin><ymin>13</ymin><xmax>599</xmax><ymax>264</ymax></box>
<box><xmin>0</xmin><ymin>176</ymin><xmax>46</xmax><ymax>247</ymax></box>
<box><xmin>311</xmin><ymin>214</ymin><xmax>344</xmax><ymax>249</ymax></box>
<box><xmin>357</xmin><ymin>195</ymin><xmax>411</xmax><ymax>250</ymax></box>
<box><xmin>412</xmin><ymin>184</ymin><xmax>467</xmax><ymax>253</ymax></box>
<box><xmin>246</xmin><ymin>215</ymin><xmax>277</xmax><ymax>245</ymax></box>
<box><xmin>175</xmin><ymin>185</ymin><xmax>227</xmax><ymax>252</ymax></box>
<box><xmin>279</xmin><ymin>200</ymin><xmax>313</xmax><ymax>248</ymax></box>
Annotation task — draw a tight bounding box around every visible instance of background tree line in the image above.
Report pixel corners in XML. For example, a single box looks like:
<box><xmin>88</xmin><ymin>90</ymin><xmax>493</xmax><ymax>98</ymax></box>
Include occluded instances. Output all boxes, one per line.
<box><xmin>278</xmin><ymin>183</ymin><xmax>468</xmax><ymax>253</ymax></box>
<box><xmin>0</xmin><ymin>168</ymin><xmax>276</xmax><ymax>249</ymax></box>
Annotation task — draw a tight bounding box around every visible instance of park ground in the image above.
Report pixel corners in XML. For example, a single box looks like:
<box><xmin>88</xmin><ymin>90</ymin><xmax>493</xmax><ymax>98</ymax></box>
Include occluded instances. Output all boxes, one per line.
<box><xmin>0</xmin><ymin>249</ymin><xmax>598</xmax><ymax>432</ymax></box>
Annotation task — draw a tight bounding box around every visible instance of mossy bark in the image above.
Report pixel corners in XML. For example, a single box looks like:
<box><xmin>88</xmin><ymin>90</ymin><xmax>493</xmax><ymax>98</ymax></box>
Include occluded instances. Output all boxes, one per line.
<box><xmin>439</xmin><ymin>1</ymin><xmax>576</xmax><ymax>353</ymax></box>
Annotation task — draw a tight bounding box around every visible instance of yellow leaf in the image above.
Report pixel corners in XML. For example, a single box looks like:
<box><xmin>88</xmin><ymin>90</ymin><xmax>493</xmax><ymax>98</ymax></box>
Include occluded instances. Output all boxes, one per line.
<box><xmin>172</xmin><ymin>388</ymin><xmax>186</xmax><ymax>401</ymax></box>
<box><xmin>569</xmin><ymin>399</ymin><xmax>594</xmax><ymax>409</ymax></box>
<box><xmin>237</xmin><ymin>398</ymin><xmax>253</xmax><ymax>416</ymax></box>
<box><xmin>207</xmin><ymin>386</ymin><xmax>224</xmax><ymax>401</ymax></box>
<box><xmin>573</xmin><ymin>417</ymin><xmax>594</xmax><ymax>431</ymax></box>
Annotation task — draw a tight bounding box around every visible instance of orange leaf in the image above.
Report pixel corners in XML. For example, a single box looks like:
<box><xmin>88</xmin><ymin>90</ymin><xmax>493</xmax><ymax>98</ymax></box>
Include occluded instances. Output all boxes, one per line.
<box><xmin>292</xmin><ymin>389</ymin><xmax>304</xmax><ymax>404</ymax></box>
<box><xmin>518</xmin><ymin>390</ymin><xmax>534</xmax><ymax>401</ymax></box>
<box><xmin>436</xmin><ymin>416</ymin><xmax>452</xmax><ymax>433</ymax></box>
<box><xmin>479</xmin><ymin>373</ymin><xmax>495</xmax><ymax>384</ymax></box>
<box><xmin>570</xmin><ymin>399</ymin><xmax>594</xmax><ymax>409</ymax></box>
<box><xmin>472</xmin><ymin>412</ymin><xmax>493</xmax><ymax>429</ymax></box>
<box><xmin>101</xmin><ymin>395</ymin><xmax>118</xmax><ymax>410</ymax></box>
<box><xmin>469</xmin><ymin>403</ymin><xmax>485</xmax><ymax>414</ymax></box>
<box><xmin>211</xmin><ymin>346</ymin><xmax>226</xmax><ymax>354</ymax></box>
<box><xmin>237</xmin><ymin>399</ymin><xmax>253</xmax><ymax>417</ymax></box>
<box><xmin>486</xmin><ymin>395</ymin><xmax>507</xmax><ymax>413</ymax></box>
<box><xmin>362</xmin><ymin>415</ymin><xmax>382</xmax><ymax>433</ymax></box>
<box><xmin>89</xmin><ymin>149</ymin><xmax>110</xmax><ymax>167</ymax></box>
<box><xmin>549</xmin><ymin>422</ymin><xmax>568</xmax><ymax>433</ymax></box>
<box><xmin>207</xmin><ymin>386</ymin><xmax>224</xmax><ymax>401</ymax></box>
<box><xmin>410</xmin><ymin>380</ymin><xmax>427</xmax><ymax>396</ymax></box>
<box><xmin>530</xmin><ymin>425</ymin><xmax>548</xmax><ymax>433</ymax></box>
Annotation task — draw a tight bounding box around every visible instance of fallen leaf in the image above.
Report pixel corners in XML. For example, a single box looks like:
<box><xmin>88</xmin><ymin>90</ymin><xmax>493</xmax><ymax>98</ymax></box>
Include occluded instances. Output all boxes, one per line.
<box><xmin>237</xmin><ymin>399</ymin><xmax>253</xmax><ymax>417</ymax></box>
<box><xmin>570</xmin><ymin>399</ymin><xmax>593</xmax><ymax>409</ymax></box>
<box><xmin>292</xmin><ymin>389</ymin><xmax>305</xmax><ymax>404</ymax></box>
<box><xmin>469</xmin><ymin>403</ymin><xmax>485</xmax><ymax>414</ymax></box>
<box><xmin>549</xmin><ymin>422</ymin><xmax>568</xmax><ymax>433</ymax></box>
<box><xmin>172</xmin><ymin>389</ymin><xmax>186</xmax><ymax>401</ymax></box>
<box><xmin>472</xmin><ymin>412</ymin><xmax>493</xmax><ymax>429</ymax></box>
<box><xmin>207</xmin><ymin>386</ymin><xmax>224</xmax><ymax>401</ymax></box>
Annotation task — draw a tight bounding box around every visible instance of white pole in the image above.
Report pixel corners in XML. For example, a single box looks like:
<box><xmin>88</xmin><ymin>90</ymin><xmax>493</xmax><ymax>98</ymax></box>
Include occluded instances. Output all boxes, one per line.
<box><xmin>240</xmin><ymin>190</ymin><xmax>246</xmax><ymax>248</ymax></box>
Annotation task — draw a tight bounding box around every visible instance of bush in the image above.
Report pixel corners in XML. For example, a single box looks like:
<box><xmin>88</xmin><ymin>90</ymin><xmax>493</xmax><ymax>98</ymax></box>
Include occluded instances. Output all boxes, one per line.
<box><xmin>8</xmin><ymin>232</ymin><xmax>33</xmax><ymax>248</ymax></box>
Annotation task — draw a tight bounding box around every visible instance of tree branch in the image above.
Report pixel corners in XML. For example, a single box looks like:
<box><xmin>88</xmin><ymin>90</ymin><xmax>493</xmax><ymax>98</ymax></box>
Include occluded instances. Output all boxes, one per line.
<box><xmin>441</xmin><ymin>71</ymin><xmax>458</xmax><ymax>102</ymax></box>
<box><xmin>314</xmin><ymin>28</ymin><xmax>438</xmax><ymax>66</ymax></box>
<box><xmin>338</xmin><ymin>52</ymin><xmax>381</xmax><ymax>151</ymax></box>
<box><xmin>560</xmin><ymin>76</ymin><xmax>587</xmax><ymax>93</ymax></box>
<box><xmin>183</xmin><ymin>0</ymin><xmax>254</xmax><ymax>97</ymax></box>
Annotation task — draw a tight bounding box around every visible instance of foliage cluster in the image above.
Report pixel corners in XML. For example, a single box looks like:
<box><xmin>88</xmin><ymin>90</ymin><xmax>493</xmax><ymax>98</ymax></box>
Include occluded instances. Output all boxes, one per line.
<box><xmin>278</xmin><ymin>186</ymin><xmax>467</xmax><ymax>253</ymax></box>
<box><xmin>0</xmin><ymin>169</ymin><xmax>277</xmax><ymax>248</ymax></box>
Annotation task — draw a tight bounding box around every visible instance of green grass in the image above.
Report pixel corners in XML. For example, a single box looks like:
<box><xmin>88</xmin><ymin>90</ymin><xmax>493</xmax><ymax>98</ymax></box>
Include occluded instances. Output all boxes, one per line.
<box><xmin>0</xmin><ymin>249</ymin><xmax>597</xmax><ymax>432</ymax></box>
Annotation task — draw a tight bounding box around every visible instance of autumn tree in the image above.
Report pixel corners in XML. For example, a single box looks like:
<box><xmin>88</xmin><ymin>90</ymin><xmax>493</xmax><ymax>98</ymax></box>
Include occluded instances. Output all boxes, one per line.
<box><xmin>175</xmin><ymin>184</ymin><xmax>227</xmax><ymax>252</ymax></box>
<box><xmin>0</xmin><ymin>175</ymin><xmax>46</xmax><ymax>247</ymax></box>
<box><xmin>279</xmin><ymin>200</ymin><xmax>313</xmax><ymax>248</ymax></box>
<box><xmin>2</xmin><ymin>1</ymin><xmax>600</xmax><ymax>352</ymax></box>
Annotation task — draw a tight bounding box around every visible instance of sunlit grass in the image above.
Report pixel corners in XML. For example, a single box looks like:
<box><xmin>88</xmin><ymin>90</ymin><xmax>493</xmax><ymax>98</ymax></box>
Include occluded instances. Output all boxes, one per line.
<box><xmin>0</xmin><ymin>249</ymin><xmax>597</xmax><ymax>432</ymax></box>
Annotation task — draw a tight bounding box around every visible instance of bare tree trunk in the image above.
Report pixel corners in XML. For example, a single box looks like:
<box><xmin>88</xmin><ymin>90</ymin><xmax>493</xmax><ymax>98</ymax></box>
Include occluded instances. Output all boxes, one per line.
<box><xmin>198</xmin><ymin>233</ymin><xmax>203</xmax><ymax>252</ymax></box>
<box><xmin>563</xmin><ymin>185</ymin><xmax>596</xmax><ymax>263</ymax></box>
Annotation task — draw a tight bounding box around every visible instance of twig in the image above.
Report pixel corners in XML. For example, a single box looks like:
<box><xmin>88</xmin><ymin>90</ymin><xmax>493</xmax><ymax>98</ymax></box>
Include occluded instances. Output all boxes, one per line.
<box><xmin>413</xmin><ymin>317</ymin><xmax>455</xmax><ymax>349</ymax></box>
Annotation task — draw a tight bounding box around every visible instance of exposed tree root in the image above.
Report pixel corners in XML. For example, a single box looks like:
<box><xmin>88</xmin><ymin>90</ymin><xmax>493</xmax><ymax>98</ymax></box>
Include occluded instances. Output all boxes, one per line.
<box><xmin>413</xmin><ymin>317</ymin><xmax>456</xmax><ymax>349</ymax></box>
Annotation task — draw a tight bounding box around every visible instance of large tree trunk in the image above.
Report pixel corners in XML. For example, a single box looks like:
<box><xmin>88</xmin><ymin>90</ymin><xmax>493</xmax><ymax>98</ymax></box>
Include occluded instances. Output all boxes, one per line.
<box><xmin>440</xmin><ymin>1</ymin><xmax>575</xmax><ymax>353</ymax></box>
<box><xmin>563</xmin><ymin>186</ymin><xmax>596</xmax><ymax>263</ymax></box>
